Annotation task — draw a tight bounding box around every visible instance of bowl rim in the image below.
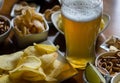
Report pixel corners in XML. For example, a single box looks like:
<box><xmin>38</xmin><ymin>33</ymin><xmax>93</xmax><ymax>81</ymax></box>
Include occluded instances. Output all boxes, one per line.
<box><xmin>0</xmin><ymin>15</ymin><xmax>12</xmax><ymax>37</ymax></box>
<box><xmin>111</xmin><ymin>73</ymin><xmax>120</xmax><ymax>83</ymax></box>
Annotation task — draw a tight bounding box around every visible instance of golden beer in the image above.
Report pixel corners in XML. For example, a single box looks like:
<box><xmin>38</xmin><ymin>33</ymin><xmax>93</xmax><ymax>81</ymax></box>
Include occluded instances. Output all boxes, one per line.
<box><xmin>61</xmin><ymin>0</ymin><xmax>103</xmax><ymax>69</ymax></box>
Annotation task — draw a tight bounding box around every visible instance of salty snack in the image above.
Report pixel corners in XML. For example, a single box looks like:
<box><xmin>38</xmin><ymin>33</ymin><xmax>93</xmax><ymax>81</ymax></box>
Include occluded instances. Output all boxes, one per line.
<box><xmin>0</xmin><ymin>43</ymin><xmax>64</xmax><ymax>83</ymax></box>
<box><xmin>34</xmin><ymin>43</ymin><xmax>58</xmax><ymax>55</ymax></box>
<box><xmin>97</xmin><ymin>51</ymin><xmax>120</xmax><ymax>76</ymax></box>
<box><xmin>44</xmin><ymin>9</ymin><xmax>53</xmax><ymax>21</ymax></box>
<box><xmin>0</xmin><ymin>51</ymin><xmax>23</xmax><ymax>71</ymax></box>
<box><xmin>14</xmin><ymin>1</ymin><xmax>37</xmax><ymax>16</ymax></box>
<box><xmin>51</xmin><ymin>5</ymin><xmax>61</xmax><ymax>11</ymax></box>
<box><xmin>14</xmin><ymin>7</ymin><xmax>45</xmax><ymax>36</ymax></box>
<box><xmin>0</xmin><ymin>17</ymin><xmax>10</xmax><ymax>35</ymax></box>
<box><xmin>106</xmin><ymin>36</ymin><xmax>120</xmax><ymax>51</ymax></box>
<box><xmin>44</xmin><ymin>5</ymin><xmax>61</xmax><ymax>21</ymax></box>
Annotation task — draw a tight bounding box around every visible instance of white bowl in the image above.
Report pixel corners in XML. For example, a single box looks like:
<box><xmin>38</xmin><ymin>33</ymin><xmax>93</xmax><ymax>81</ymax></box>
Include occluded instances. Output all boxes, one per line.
<box><xmin>0</xmin><ymin>15</ymin><xmax>11</xmax><ymax>43</ymax></box>
<box><xmin>12</xmin><ymin>13</ymin><xmax>49</xmax><ymax>48</ymax></box>
<box><xmin>111</xmin><ymin>73</ymin><xmax>120</xmax><ymax>83</ymax></box>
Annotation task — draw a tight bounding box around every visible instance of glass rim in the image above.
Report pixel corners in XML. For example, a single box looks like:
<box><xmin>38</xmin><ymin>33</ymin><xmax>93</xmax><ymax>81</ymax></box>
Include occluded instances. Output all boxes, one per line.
<box><xmin>61</xmin><ymin>0</ymin><xmax>103</xmax><ymax>9</ymax></box>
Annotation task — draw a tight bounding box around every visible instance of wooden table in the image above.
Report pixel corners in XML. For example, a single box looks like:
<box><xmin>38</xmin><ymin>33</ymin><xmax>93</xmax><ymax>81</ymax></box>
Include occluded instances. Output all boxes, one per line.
<box><xmin>0</xmin><ymin>0</ymin><xmax>120</xmax><ymax>83</ymax></box>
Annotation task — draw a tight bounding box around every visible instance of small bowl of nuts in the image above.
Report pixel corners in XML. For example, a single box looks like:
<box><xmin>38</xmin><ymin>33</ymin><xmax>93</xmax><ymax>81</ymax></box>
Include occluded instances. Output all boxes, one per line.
<box><xmin>95</xmin><ymin>51</ymin><xmax>120</xmax><ymax>77</ymax></box>
<box><xmin>0</xmin><ymin>15</ymin><xmax>11</xmax><ymax>43</ymax></box>
<box><xmin>12</xmin><ymin>7</ymin><xmax>49</xmax><ymax>48</ymax></box>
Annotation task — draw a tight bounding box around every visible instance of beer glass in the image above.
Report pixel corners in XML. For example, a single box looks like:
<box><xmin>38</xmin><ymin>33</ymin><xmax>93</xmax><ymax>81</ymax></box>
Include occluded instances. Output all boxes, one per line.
<box><xmin>61</xmin><ymin>0</ymin><xmax>103</xmax><ymax>69</ymax></box>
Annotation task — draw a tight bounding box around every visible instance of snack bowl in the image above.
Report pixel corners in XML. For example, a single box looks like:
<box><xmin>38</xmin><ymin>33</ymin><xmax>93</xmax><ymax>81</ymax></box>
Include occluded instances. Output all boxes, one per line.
<box><xmin>11</xmin><ymin>8</ymin><xmax>49</xmax><ymax>48</ymax></box>
<box><xmin>0</xmin><ymin>15</ymin><xmax>12</xmax><ymax>43</ymax></box>
<box><xmin>100</xmin><ymin>35</ymin><xmax>120</xmax><ymax>51</ymax></box>
<box><xmin>95</xmin><ymin>51</ymin><xmax>120</xmax><ymax>78</ymax></box>
<box><xmin>111</xmin><ymin>73</ymin><xmax>120</xmax><ymax>83</ymax></box>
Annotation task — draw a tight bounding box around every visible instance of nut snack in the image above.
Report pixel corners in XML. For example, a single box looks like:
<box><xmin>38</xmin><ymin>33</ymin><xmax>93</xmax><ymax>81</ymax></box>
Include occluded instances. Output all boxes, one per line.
<box><xmin>0</xmin><ymin>17</ymin><xmax>9</xmax><ymax>35</ymax></box>
<box><xmin>0</xmin><ymin>15</ymin><xmax>11</xmax><ymax>43</ymax></box>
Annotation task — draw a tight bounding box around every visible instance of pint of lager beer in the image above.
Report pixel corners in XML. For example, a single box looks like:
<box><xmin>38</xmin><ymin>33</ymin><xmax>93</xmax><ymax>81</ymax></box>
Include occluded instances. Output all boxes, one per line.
<box><xmin>61</xmin><ymin>0</ymin><xmax>103</xmax><ymax>69</ymax></box>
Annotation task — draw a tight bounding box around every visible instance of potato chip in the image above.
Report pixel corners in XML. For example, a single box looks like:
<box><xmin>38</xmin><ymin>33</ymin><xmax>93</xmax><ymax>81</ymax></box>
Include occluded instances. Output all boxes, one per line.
<box><xmin>9</xmin><ymin>65</ymin><xmax>24</xmax><ymax>80</ymax></box>
<box><xmin>40</xmin><ymin>52</ymin><xmax>58</xmax><ymax>69</ymax></box>
<box><xmin>34</xmin><ymin>43</ymin><xmax>58</xmax><ymax>55</ymax></box>
<box><xmin>23</xmin><ymin>67</ymin><xmax>46</xmax><ymax>81</ymax></box>
<box><xmin>0</xmin><ymin>75</ymin><xmax>12</xmax><ymax>83</ymax></box>
<box><xmin>45</xmin><ymin>76</ymin><xmax>57</xmax><ymax>82</ymax></box>
<box><xmin>23</xmin><ymin>46</ymin><xmax>41</xmax><ymax>57</ymax></box>
<box><xmin>44</xmin><ymin>59</ymin><xmax>64</xmax><ymax>82</ymax></box>
<box><xmin>47</xmin><ymin>60</ymin><xmax>63</xmax><ymax>78</ymax></box>
<box><xmin>17</xmin><ymin>56</ymin><xmax>41</xmax><ymax>69</ymax></box>
<box><xmin>0</xmin><ymin>51</ymin><xmax>23</xmax><ymax>70</ymax></box>
<box><xmin>9</xmin><ymin>67</ymin><xmax>46</xmax><ymax>82</ymax></box>
<box><xmin>0</xmin><ymin>43</ymin><xmax>65</xmax><ymax>83</ymax></box>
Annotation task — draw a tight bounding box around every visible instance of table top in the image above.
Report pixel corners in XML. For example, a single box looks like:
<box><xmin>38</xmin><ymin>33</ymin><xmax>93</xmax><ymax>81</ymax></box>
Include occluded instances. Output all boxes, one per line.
<box><xmin>0</xmin><ymin>0</ymin><xmax>120</xmax><ymax>83</ymax></box>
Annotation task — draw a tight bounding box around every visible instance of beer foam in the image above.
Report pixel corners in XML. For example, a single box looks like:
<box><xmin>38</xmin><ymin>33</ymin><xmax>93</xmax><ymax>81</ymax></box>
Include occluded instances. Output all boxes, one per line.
<box><xmin>61</xmin><ymin>0</ymin><xmax>102</xmax><ymax>22</ymax></box>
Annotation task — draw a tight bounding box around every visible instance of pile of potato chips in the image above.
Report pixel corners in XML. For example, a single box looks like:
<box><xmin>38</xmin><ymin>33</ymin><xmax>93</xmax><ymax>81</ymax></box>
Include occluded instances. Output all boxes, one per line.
<box><xmin>14</xmin><ymin>7</ymin><xmax>46</xmax><ymax>36</ymax></box>
<box><xmin>0</xmin><ymin>43</ymin><xmax>65</xmax><ymax>83</ymax></box>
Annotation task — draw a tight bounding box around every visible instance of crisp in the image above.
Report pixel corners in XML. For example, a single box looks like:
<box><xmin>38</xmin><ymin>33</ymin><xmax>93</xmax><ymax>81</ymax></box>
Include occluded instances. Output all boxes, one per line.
<box><xmin>14</xmin><ymin>7</ymin><xmax>45</xmax><ymax>36</ymax></box>
<box><xmin>0</xmin><ymin>43</ymin><xmax>64</xmax><ymax>83</ymax></box>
